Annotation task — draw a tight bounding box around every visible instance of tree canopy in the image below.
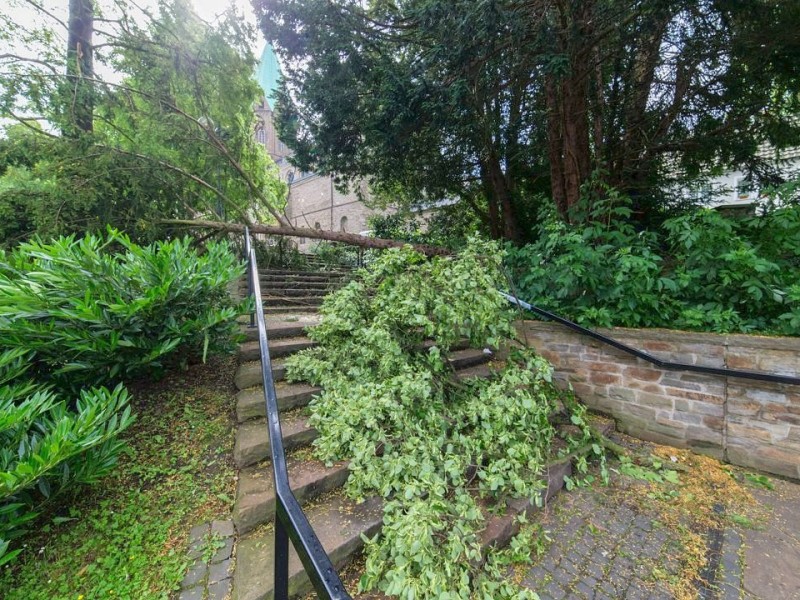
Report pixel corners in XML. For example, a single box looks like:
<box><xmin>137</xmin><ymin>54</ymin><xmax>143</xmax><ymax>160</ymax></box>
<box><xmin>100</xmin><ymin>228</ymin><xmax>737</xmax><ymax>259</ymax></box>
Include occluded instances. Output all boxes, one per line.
<box><xmin>255</xmin><ymin>0</ymin><xmax>800</xmax><ymax>241</ymax></box>
<box><xmin>0</xmin><ymin>0</ymin><xmax>286</xmax><ymax>244</ymax></box>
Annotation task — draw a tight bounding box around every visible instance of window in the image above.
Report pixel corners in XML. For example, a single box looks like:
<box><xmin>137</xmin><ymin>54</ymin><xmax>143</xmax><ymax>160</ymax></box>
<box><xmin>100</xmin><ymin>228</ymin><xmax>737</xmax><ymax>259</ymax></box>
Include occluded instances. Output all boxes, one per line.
<box><xmin>314</xmin><ymin>222</ymin><xmax>321</xmax><ymax>230</ymax></box>
<box><xmin>340</xmin><ymin>216</ymin><xmax>348</xmax><ymax>232</ymax></box>
<box><xmin>255</xmin><ymin>123</ymin><xmax>266</xmax><ymax>146</ymax></box>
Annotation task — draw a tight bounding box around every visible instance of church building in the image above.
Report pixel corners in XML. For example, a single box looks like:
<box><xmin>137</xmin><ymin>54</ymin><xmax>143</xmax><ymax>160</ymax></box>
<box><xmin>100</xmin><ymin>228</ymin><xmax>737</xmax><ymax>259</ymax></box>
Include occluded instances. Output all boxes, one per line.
<box><xmin>254</xmin><ymin>44</ymin><xmax>381</xmax><ymax>248</ymax></box>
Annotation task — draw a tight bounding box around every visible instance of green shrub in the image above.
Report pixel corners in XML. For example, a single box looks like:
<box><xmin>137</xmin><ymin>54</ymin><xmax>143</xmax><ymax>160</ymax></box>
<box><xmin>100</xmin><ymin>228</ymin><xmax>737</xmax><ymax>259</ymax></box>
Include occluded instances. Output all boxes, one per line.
<box><xmin>0</xmin><ymin>349</ymin><xmax>134</xmax><ymax>566</ymax></box>
<box><xmin>507</xmin><ymin>182</ymin><xmax>800</xmax><ymax>335</ymax></box>
<box><xmin>0</xmin><ymin>230</ymin><xmax>244</xmax><ymax>564</ymax></box>
<box><xmin>664</xmin><ymin>207</ymin><xmax>800</xmax><ymax>333</ymax></box>
<box><xmin>0</xmin><ymin>230</ymin><xmax>245</xmax><ymax>389</ymax></box>
<box><xmin>506</xmin><ymin>186</ymin><xmax>677</xmax><ymax>329</ymax></box>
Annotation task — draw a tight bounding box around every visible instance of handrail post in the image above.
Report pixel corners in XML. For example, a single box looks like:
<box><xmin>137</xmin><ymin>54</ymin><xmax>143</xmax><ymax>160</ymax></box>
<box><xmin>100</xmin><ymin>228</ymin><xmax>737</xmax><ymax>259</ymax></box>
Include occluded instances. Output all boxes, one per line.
<box><xmin>274</xmin><ymin>510</ymin><xmax>290</xmax><ymax>600</ymax></box>
<box><xmin>244</xmin><ymin>227</ymin><xmax>255</xmax><ymax>329</ymax></box>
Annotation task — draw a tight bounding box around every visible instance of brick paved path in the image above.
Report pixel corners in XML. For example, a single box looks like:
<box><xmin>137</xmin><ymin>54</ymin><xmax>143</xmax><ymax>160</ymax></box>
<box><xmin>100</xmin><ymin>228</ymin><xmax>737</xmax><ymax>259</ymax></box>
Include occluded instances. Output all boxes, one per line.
<box><xmin>521</xmin><ymin>488</ymin><xmax>690</xmax><ymax>600</ymax></box>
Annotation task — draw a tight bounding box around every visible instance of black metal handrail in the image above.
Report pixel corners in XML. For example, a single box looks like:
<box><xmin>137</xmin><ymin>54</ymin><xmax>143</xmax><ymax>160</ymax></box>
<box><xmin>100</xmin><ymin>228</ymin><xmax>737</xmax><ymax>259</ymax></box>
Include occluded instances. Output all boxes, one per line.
<box><xmin>500</xmin><ymin>291</ymin><xmax>800</xmax><ymax>386</ymax></box>
<box><xmin>243</xmin><ymin>228</ymin><xmax>351</xmax><ymax>600</ymax></box>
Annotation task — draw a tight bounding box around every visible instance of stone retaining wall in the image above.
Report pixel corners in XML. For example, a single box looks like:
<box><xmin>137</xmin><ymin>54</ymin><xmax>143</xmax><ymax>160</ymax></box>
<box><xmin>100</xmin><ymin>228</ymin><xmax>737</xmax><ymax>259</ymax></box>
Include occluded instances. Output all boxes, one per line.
<box><xmin>515</xmin><ymin>321</ymin><xmax>800</xmax><ymax>479</ymax></box>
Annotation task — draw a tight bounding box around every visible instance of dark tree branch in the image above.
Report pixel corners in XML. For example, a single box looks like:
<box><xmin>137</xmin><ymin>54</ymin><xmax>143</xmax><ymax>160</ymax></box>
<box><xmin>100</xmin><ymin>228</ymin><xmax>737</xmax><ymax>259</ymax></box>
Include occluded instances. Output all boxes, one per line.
<box><xmin>161</xmin><ymin>219</ymin><xmax>453</xmax><ymax>256</ymax></box>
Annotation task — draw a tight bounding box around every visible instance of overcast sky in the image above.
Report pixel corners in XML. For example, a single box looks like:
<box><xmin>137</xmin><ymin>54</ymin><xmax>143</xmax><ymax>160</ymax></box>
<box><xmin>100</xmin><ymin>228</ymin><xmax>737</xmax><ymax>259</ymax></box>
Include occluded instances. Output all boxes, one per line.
<box><xmin>3</xmin><ymin>0</ymin><xmax>262</xmax><ymax>52</ymax></box>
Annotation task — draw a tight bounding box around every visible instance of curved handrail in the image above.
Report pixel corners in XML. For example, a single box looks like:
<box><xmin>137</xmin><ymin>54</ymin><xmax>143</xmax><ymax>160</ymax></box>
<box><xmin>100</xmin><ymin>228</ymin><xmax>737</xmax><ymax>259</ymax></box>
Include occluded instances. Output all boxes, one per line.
<box><xmin>244</xmin><ymin>228</ymin><xmax>351</xmax><ymax>599</ymax></box>
<box><xmin>500</xmin><ymin>291</ymin><xmax>800</xmax><ymax>386</ymax></box>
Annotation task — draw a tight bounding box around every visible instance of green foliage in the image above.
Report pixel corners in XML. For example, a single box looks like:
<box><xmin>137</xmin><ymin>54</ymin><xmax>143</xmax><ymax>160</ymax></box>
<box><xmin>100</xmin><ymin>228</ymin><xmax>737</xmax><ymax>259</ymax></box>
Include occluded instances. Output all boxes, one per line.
<box><xmin>507</xmin><ymin>183</ymin><xmax>677</xmax><ymax>329</ymax></box>
<box><xmin>0</xmin><ymin>369</ymin><xmax>235</xmax><ymax>599</ymax></box>
<box><xmin>252</xmin><ymin>236</ymin><xmax>308</xmax><ymax>270</ymax></box>
<box><xmin>368</xmin><ymin>205</ymin><xmax>483</xmax><ymax>250</ymax></box>
<box><xmin>286</xmin><ymin>239</ymin><xmax>598</xmax><ymax>599</ymax></box>
<box><xmin>309</xmin><ymin>241</ymin><xmax>366</xmax><ymax>270</ymax></box>
<box><xmin>0</xmin><ymin>349</ymin><xmax>134</xmax><ymax>567</ymax></box>
<box><xmin>257</xmin><ymin>0</ymin><xmax>800</xmax><ymax>239</ymax></box>
<box><xmin>0</xmin><ymin>230</ymin><xmax>244</xmax><ymax>389</ymax></box>
<box><xmin>507</xmin><ymin>182</ymin><xmax>800</xmax><ymax>335</ymax></box>
<box><xmin>0</xmin><ymin>231</ymin><xmax>242</xmax><ymax>564</ymax></box>
<box><xmin>0</xmin><ymin>0</ymin><xmax>284</xmax><ymax>244</ymax></box>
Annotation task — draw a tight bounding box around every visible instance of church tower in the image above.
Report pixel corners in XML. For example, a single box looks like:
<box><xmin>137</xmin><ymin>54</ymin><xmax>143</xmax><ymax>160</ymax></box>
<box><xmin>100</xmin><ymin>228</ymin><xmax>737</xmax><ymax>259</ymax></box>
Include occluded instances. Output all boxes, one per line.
<box><xmin>254</xmin><ymin>44</ymin><xmax>290</xmax><ymax>162</ymax></box>
<box><xmin>254</xmin><ymin>43</ymin><xmax>382</xmax><ymax>243</ymax></box>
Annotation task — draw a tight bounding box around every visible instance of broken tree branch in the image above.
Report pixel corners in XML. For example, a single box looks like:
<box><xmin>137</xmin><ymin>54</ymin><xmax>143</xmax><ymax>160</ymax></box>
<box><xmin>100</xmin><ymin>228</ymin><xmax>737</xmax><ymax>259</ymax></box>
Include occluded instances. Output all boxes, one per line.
<box><xmin>160</xmin><ymin>219</ymin><xmax>453</xmax><ymax>257</ymax></box>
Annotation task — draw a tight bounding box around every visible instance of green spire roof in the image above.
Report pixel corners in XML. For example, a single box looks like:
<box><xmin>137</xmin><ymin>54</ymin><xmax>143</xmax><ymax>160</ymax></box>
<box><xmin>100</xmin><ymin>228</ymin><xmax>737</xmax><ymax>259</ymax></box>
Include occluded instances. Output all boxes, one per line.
<box><xmin>255</xmin><ymin>43</ymin><xmax>281</xmax><ymax>108</ymax></box>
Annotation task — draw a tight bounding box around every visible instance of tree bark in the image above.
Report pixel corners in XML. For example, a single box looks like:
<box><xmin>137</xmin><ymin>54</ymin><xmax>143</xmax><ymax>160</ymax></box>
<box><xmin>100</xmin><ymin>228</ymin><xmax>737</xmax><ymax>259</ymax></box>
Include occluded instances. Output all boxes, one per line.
<box><xmin>161</xmin><ymin>220</ymin><xmax>453</xmax><ymax>256</ymax></box>
<box><xmin>545</xmin><ymin>74</ymin><xmax>568</xmax><ymax>220</ymax></box>
<box><xmin>66</xmin><ymin>0</ymin><xmax>94</xmax><ymax>134</ymax></box>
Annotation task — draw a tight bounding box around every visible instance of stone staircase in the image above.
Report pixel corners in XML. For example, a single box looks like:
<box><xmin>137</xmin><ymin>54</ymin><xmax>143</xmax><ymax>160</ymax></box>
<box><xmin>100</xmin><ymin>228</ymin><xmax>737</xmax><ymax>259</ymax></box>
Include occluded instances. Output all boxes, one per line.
<box><xmin>230</xmin><ymin>268</ymin><xmax>605</xmax><ymax>600</ymax></box>
<box><xmin>237</xmin><ymin>268</ymin><xmax>351</xmax><ymax>314</ymax></box>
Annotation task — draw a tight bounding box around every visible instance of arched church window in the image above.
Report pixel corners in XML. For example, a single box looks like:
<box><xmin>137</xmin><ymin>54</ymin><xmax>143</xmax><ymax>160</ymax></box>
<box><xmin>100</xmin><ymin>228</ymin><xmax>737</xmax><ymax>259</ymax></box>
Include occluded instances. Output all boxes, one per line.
<box><xmin>314</xmin><ymin>222</ymin><xmax>321</xmax><ymax>230</ymax></box>
<box><xmin>340</xmin><ymin>216</ymin><xmax>348</xmax><ymax>232</ymax></box>
<box><xmin>255</xmin><ymin>123</ymin><xmax>266</xmax><ymax>146</ymax></box>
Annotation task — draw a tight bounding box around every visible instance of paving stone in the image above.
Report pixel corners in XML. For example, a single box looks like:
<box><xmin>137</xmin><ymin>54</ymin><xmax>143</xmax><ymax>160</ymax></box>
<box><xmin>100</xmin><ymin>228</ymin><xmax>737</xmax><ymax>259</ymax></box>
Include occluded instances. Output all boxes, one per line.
<box><xmin>211</xmin><ymin>537</ymin><xmax>234</xmax><ymax>564</ymax></box>
<box><xmin>211</xmin><ymin>520</ymin><xmax>235</xmax><ymax>538</ymax></box>
<box><xmin>209</xmin><ymin>558</ymin><xmax>234</xmax><ymax>584</ymax></box>
<box><xmin>178</xmin><ymin>585</ymin><xmax>205</xmax><ymax>600</ymax></box>
<box><xmin>543</xmin><ymin>580</ymin><xmax>566</xmax><ymax>599</ymax></box>
<box><xmin>208</xmin><ymin>577</ymin><xmax>233</xmax><ymax>600</ymax></box>
<box><xmin>181</xmin><ymin>563</ymin><xmax>207</xmax><ymax>589</ymax></box>
<box><xmin>189</xmin><ymin>523</ymin><xmax>210</xmax><ymax>542</ymax></box>
<box><xmin>520</xmin><ymin>486</ymin><xmax>689</xmax><ymax>600</ymax></box>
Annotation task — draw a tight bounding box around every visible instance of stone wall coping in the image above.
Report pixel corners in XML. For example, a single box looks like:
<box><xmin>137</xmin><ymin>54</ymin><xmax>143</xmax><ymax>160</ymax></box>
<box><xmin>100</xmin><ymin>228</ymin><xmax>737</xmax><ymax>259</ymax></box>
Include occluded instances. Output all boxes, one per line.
<box><xmin>519</xmin><ymin>320</ymin><xmax>800</xmax><ymax>353</ymax></box>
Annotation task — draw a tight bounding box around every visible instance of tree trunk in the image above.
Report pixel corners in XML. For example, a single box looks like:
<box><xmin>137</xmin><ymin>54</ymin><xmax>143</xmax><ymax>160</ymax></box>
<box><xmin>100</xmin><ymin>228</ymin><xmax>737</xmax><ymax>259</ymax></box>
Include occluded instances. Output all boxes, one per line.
<box><xmin>545</xmin><ymin>75</ymin><xmax>569</xmax><ymax>220</ymax></box>
<box><xmin>561</xmin><ymin>73</ymin><xmax>591</xmax><ymax>216</ymax></box>
<box><xmin>161</xmin><ymin>220</ymin><xmax>453</xmax><ymax>256</ymax></box>
<box><xmin>480</xmin><ymin>162</ymin><xmax>502</xmax><ymax>239</ymax></box>
<box><xmin>66</xmin><ymin>0</ymin><xmax>94</xmax><ymax>134</ymax></box>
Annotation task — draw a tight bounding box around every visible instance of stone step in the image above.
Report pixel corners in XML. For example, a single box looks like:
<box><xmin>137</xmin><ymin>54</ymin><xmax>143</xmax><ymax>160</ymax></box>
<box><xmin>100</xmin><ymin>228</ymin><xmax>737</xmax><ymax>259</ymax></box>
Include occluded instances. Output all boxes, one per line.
<box><xmin>260</xmin><ymin>288</ymin><xmax>332</xmax><ymax>298</ymax></box>
<box><xmin>234</xmin><ymin>412</ymin><xmax>317</xmax><ymax>468</ymax></box>
<box><xmin>239</xmin><ymin>337</ymin><xmax>317</xmax><ymax>362</ymax></box>
<box><xmin>262</xmin><ymin>305</ymin><xmax>320</xmax><ymax>315</ymax></box>
<box><xmin>255</xmin><ymin>268</ymin><xmax>350</xmax><ymax>278</ymax></box>
<box><xmin>240</xmin><ymin>315</ymin><xmax>321</xmax><ymax>342</ymax></box>
<box><xmin>263</xmin><ymin>295</ymin><xmax>325</xmax><ymax>308</ymax></box>
<box><xmin>448</xmin><ymin>348</ymin><xmax>492</xmax><ymax>370</ymax></box>
<box><xmin>456</xmin><ymin>362</ymin><xmax>495</xmax><ymax>381</ymax></box>
<box><xmin>236</xmin><ymin>382</ymin><xmax>321</xmax><ymax>423</ymax></box>
<box><xmin>233</xmin><ymin>459</ymin><xmax>350</xmax><ymax>534</ymax></box>
<box><xmin>240</xmin><ymin>279</ymin><xmax>341</xmax><ymax>291</ymax></box>
<box><xmin>233</xmin><ymin>494</ymin><xmax>383</xmax><ymax>600</ymax></box>
<box><xmin>235</xmin><ymin>360</ymin><xmax>287</xmax><ymax>389</ymax></box>
<box><xmin>477</xmin><ymin>416</ymin><xmax>615</xmax><ymax>554</ymax></box>
<box><xmin>235</xmin><ymin>347</ymin><xmax>489</xmax><ymax>392</ymax></box>
<box><xmin>479</xmin><ymin>460</ymin><xmax>572</xmax><ymax>554</ymax></box>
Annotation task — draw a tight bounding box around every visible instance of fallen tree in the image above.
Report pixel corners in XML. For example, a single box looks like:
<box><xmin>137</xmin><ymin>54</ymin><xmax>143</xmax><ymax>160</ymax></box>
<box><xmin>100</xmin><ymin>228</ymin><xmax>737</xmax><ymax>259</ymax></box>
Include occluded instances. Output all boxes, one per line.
<box><xmin>161</xmin><ymin>219</ymin><xmax>453</xmax><ymax>257</ymax></box>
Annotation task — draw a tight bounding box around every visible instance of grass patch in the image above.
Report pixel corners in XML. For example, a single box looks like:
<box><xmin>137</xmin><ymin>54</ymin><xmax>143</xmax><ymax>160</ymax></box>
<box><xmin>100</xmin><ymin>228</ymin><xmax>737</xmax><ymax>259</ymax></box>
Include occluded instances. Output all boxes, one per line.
<box><xmin>0</xmin><ymin>356</ymin><xmax>236</xmax><ymax>599</ymax></box>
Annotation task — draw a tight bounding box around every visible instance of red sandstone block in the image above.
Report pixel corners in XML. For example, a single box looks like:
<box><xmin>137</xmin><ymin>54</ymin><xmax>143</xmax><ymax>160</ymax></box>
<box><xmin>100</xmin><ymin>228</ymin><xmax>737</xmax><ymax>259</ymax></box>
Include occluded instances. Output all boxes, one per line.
<box><xmin>588</xmin><ymin>361</ymin><xmax>623</xmax><ymax>373</ymax></box>
<box><xmin>726</xmin><ymin>354</ymin><xmax>758</xmax><ymax>370</ymax></box>
<box><xmin>642</xmin><ymin>341</ymin><xmax>676</xmax><ymax>352</ymax></box>
<box><xmin>625</xmin><ymin>367</ymin><xmax>663</xmax><ymax>382</ymax></box>
<box><xmin>590</xmin><ymin>372</ymin><xmax>621</xmax><ymax>385</ymax></box>
<box><xmin>666</xmin><ymin>389</ymin><xmax>724</xmax><ymax>405</ymax></box>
